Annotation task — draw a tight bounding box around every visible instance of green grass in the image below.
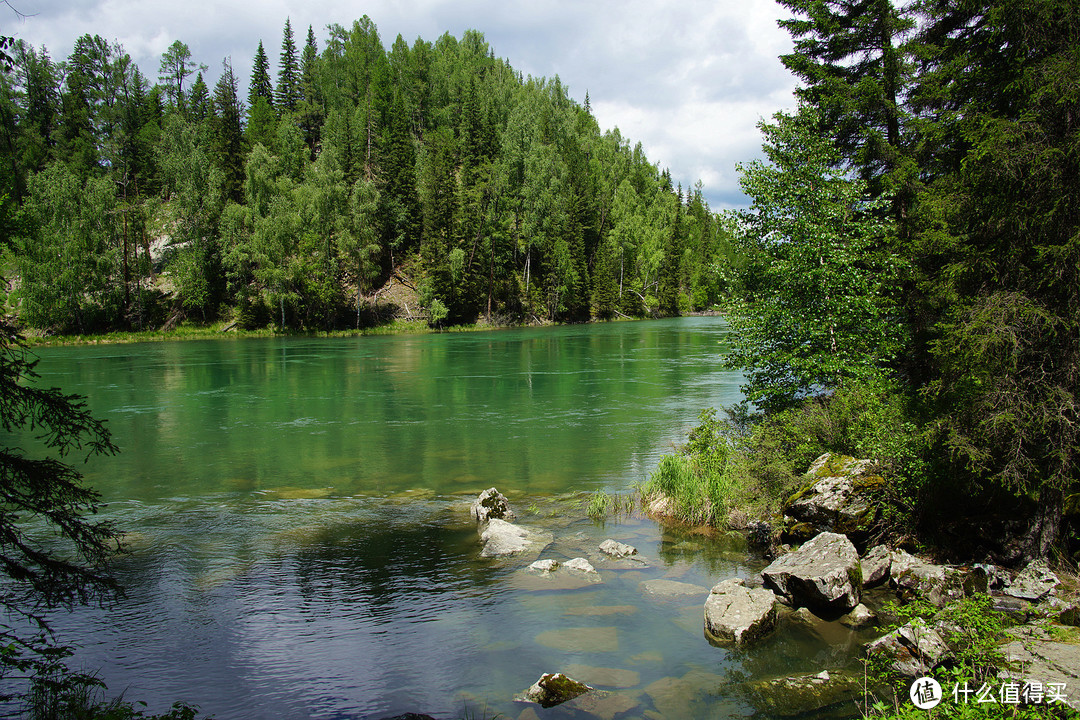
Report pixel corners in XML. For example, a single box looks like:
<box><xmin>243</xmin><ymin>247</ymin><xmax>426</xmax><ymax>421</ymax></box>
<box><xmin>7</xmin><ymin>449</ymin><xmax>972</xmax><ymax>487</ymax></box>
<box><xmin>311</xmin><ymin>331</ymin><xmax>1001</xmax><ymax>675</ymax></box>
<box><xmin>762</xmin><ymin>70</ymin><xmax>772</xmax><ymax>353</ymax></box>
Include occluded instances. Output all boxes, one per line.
<box><xmin>21</xmin><ymin>317</ymin><xmax>505</xmax><ymax>347</ymax></box>
<box><xmin>585</xmin><ymin>490</ymin><xmax>637</xmax><ymax>519</ymax></box>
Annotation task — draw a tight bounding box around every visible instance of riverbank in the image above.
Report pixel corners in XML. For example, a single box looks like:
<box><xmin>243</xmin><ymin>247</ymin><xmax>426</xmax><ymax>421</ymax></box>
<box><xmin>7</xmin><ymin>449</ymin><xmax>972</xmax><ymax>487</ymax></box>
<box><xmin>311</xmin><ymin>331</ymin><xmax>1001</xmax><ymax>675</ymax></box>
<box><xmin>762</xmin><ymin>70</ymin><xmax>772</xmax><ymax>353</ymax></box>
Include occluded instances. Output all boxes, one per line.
<box><xmin>17</xmin><ymin>311</ymin><xmax>721</xmax><ymax>348</ymax></box>
<box><xmin>21</xmin><ymin>317</ymin><xmax>517</xmax><ymax>347</ymax></box>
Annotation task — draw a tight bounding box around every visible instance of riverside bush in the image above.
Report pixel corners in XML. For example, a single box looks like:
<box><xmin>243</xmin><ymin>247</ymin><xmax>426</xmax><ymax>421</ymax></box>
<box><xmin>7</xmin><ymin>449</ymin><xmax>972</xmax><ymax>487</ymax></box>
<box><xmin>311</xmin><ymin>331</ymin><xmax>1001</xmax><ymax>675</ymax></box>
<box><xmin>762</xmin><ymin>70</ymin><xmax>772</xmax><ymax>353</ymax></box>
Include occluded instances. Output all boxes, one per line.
<box><xmin>647</xmin><ymin>373</ymin><xmax>926</xmax><ymax>530</ymax></box>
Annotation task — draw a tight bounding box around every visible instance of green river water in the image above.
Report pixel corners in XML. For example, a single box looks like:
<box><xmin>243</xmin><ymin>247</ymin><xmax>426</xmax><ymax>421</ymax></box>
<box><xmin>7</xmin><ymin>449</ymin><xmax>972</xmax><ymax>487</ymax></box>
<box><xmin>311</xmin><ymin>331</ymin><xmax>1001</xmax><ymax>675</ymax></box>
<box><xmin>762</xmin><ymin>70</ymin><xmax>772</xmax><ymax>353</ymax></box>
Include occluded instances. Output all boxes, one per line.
<box><xmin>15</xmin><ymin>317</ymin><xmax>876</xmax><ymax>719</ymax></box>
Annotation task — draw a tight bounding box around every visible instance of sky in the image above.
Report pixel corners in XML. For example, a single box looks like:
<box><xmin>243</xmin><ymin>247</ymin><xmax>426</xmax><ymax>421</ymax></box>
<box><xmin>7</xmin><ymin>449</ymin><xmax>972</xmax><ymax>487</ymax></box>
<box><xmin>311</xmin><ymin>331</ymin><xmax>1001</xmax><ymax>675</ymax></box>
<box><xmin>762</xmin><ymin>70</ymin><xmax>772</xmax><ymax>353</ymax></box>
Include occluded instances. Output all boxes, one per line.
<box><xmin>4</xmin><ymin>0</ymin><xmax>799</xmax><ymax>210</ymax></box>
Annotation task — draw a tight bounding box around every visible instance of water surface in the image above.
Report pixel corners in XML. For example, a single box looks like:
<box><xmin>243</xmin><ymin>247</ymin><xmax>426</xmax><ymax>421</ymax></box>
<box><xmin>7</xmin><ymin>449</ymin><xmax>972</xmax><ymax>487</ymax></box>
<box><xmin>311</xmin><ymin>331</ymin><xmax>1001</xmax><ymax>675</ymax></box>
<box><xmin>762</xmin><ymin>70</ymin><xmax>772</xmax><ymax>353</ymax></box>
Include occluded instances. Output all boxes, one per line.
<box><xmin>17</xmin><ymin>318</ymin><xmax>870</xmax><ymax>719</ymax></box>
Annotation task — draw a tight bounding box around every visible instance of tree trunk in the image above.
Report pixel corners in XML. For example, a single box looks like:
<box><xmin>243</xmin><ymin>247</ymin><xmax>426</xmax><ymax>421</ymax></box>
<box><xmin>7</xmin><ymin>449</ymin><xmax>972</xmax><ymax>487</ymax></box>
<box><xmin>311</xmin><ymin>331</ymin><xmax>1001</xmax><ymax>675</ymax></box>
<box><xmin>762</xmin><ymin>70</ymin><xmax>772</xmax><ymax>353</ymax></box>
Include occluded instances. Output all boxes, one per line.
<box><xmin>1021</xmin><ymin>488</ymin><xmax>1064</xmax><ymax>561</ymax></box>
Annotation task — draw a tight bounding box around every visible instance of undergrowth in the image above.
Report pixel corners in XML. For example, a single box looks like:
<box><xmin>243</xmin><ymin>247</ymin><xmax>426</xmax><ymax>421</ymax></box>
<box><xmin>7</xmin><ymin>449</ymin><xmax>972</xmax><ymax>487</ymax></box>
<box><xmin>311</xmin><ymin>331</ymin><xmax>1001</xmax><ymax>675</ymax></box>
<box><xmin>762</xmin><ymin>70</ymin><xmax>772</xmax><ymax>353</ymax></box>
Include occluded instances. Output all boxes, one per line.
<box><xmin>641</xmin><ymin>373</ymin><xmax>925</xmax><ymax>532</ymax></box>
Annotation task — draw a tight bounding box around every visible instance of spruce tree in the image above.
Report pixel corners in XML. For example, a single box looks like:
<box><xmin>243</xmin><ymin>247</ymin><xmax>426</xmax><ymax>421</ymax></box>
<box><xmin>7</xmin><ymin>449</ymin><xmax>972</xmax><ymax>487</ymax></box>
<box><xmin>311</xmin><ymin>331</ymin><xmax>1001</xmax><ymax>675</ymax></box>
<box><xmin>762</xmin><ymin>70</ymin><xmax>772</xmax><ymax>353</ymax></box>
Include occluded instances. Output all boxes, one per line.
<box><xmin>248</xmin><ymin>40</ymin><xmax>274</xmax><ymax>110</ymax></box>
<box><xmin>778</xmin><ymin>0</ymin><xmax>917</xmax><ymax>222</ymax></box>
<box><xmin>276</xmin><ymin>19</ymin><xmax>301</xmax><ymax>113</ymax></box>
<box><xmin>297</xmin><ymin>25</ymin><xmax>324</xmax><ymax>156</ymax></box>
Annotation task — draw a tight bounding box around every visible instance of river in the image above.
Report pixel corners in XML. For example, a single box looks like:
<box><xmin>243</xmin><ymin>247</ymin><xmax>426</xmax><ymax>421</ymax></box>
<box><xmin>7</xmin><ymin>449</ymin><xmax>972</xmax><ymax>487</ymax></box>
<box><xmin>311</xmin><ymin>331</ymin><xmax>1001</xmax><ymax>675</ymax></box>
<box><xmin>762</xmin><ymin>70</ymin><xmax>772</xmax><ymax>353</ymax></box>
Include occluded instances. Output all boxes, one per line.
<box><xmin>16</xmin><ymin>318</ymin><xmax>871</xmax><ymax>719</ymax></box>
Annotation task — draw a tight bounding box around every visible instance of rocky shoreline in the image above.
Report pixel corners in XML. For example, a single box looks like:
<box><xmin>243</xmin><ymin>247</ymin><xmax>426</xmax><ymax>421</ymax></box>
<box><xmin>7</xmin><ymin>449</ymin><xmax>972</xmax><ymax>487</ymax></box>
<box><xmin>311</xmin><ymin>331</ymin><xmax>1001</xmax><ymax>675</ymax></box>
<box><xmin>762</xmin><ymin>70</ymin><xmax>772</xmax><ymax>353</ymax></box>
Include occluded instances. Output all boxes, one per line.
<box><xmin>384</xmin><ymin>470</ymin><xmax>1080</xmax><ymax>719</ymax></box>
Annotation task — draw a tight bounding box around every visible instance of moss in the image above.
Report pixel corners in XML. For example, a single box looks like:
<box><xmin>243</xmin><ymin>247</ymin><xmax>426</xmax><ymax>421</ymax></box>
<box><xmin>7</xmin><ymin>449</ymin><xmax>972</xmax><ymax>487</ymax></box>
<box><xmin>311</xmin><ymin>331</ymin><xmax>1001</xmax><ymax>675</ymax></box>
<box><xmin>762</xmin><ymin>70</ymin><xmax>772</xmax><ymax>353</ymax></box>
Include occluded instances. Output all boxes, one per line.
<box><xmin>811</xmin><ymin>454</ymin><xmax>855</xmax><ymax>479</ymax></box>
<box><xmin>848</xmin><ymin>562</ymin><xmax>864</xmax><ymax>590</ymax></box>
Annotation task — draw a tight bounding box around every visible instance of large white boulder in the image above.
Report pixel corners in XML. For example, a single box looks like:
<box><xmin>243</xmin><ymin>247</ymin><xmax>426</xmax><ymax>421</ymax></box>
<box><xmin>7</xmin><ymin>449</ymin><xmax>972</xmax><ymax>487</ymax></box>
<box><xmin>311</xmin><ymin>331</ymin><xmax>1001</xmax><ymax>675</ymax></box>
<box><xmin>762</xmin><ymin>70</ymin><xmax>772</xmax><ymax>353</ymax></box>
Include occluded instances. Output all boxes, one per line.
<box><xmin>703</xmin><ymin>577</ymin><xmax>778</xmax><ymax>646</ymax></box>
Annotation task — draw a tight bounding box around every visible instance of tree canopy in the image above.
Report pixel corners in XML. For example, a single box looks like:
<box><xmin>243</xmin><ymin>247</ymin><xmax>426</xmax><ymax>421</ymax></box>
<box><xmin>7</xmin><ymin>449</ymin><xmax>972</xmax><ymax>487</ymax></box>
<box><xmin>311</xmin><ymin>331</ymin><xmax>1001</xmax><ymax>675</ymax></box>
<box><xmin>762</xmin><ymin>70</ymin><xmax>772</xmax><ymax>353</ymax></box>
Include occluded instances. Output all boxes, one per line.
<box><xmin>0</xmin><ymin>19</ymin><xmax>737</xmax><ymax>332</ymax></box>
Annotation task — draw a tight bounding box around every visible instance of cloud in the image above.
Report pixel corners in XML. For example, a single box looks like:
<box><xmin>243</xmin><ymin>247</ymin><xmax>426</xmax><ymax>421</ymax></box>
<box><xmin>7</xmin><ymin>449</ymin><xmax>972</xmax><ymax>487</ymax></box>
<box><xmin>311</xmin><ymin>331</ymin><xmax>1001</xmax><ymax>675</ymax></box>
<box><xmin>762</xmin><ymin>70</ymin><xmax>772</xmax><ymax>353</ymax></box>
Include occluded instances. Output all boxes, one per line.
<box><xmin>8</xmin><ymin>0</ymin><xmax>799</xmax><ymax>209</ymax></box>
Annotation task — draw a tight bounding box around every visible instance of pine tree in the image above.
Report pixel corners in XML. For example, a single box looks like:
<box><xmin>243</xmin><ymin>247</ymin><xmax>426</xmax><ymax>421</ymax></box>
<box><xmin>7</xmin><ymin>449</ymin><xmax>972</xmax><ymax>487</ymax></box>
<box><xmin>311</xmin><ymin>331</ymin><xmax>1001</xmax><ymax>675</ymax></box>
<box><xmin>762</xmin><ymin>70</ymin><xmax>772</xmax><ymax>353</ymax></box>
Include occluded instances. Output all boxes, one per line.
<box><xmin>248</xmin><ymin>40</ymin><xmax>274</xmax><ymax>110</ymax></box>
<box><xmin>157</xmin><ymin>39</ymin><xmax>203</xmax><ymax>114</ymax></box>
<box><xmin>909</xmin><ymin>0</ymin><xmax>1080</xmax><ymax>557</ymax></box>
<box><xmin>213</xmin><ymin>58</ymin><xmax>245</xmax><ymax>204</ymax></box>
<box><xmin>276</xmin><ymin>19</ymin><xmax>301</xmax><ymax>114</ymax></box>
<box><xmin>778</xmin><ymin>0</ymin><xmax>917</xmax><ymax>222</ymax></box>
<box><xmin>0</xmin><ymin>317</ymin><xmax>123</xmax><ymax>698</ymax></box>
<box><xmin>297</xmin><ymin>25</ymin><xmax>324</xmax><ymax>156</ymax></box>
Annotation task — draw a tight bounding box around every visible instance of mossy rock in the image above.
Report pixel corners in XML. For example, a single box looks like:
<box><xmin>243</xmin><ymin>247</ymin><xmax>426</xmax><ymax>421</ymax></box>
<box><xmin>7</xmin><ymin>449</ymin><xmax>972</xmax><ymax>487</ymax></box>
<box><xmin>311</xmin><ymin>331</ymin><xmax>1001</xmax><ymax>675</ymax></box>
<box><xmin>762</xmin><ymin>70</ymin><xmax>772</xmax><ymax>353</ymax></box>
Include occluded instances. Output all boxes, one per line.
<box><xmin>808</xmin><ymin>453</ymin><xmax>856</xmax><ymax>479</ymax></box>
<box><xmin>746</xmin><ymin>670</ymin><xmax>862</xmax><ymax>717</ymax></box>
<box><xmin>783</xmin><ymin>521</ymin><xmax>820</xmax><ymax>544</ymax></box>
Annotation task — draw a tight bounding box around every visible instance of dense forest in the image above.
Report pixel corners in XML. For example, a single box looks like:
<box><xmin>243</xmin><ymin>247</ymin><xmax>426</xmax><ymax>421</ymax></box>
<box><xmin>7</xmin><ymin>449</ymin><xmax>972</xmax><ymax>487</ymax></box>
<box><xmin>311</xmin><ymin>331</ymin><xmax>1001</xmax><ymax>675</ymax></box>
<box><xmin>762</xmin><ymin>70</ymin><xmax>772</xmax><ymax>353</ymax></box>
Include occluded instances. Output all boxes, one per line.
<box><xmin>0</xmin><ymin>18</ymin><xmax>738</xmax><ymax>333</ymax></box>
<box><xmin>713</xmin><ymin>0</ymin><xmax>1079</xmax><ymax>561</ymax></box>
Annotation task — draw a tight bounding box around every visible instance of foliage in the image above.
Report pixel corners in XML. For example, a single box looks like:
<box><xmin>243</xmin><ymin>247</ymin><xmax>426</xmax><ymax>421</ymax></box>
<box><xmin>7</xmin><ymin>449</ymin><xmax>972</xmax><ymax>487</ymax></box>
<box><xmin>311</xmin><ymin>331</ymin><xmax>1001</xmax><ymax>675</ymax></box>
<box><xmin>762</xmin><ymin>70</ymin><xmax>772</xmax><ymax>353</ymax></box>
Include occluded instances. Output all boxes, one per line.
<box><xmin>727</xmin><ymin>107</ymin><xmax>902</xmax><ymax>413</ymax></box>
<box><xmin>0</xmin><ymin>317</ymin><xmax>122</xmax><ymax>700</ymax></box>
<box><xmin>2</xmin><ymin>19</ymin><xmax>739</xmax><ymax>333</ymax></box>
<box><xmin>14</xmin><ymin>163</ymin><xmax>123</xmax><ymax>333</ymax></box>
<box><xmin>642</xmin><ymin>408</ymin><xmax>739</xmax><ymax>525</ymax></box>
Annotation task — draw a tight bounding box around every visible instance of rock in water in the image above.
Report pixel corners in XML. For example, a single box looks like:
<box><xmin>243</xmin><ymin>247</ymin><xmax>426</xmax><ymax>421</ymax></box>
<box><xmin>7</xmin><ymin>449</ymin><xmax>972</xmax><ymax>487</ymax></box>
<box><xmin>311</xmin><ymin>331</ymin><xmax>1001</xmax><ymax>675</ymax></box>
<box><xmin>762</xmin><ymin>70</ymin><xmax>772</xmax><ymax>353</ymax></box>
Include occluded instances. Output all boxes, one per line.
<box><xmin>599</xmin><ymin>539</ymin><xmax>638</xmax><ymax>558</ymax></box>
<box><xmin>521</xmin><ymin>672</ymin><xmax>592</xmax><ymax>708</ymax></box>
<box><xmin>470</xmin><ymin>487</ymin><xmax>516</xmax><ymax>523</ymax></box>
<box><xmin>703</xmin><ymin>577</ymin><xmax>778</xmax><ymax>646</ymax></box>
<box><xmin>479</xmin><ymin>518</ymin><xmax>552</xmax><ymax>558</ymax></box>
<box><xmin>564</xmin><ymin>557</ymin><xmax>598</xmax><ymax>574</ymax></box>
<box><xmin>762</xmin><ymin>531</ymin><xmax>861</xmax><ymax>614</ymax></box>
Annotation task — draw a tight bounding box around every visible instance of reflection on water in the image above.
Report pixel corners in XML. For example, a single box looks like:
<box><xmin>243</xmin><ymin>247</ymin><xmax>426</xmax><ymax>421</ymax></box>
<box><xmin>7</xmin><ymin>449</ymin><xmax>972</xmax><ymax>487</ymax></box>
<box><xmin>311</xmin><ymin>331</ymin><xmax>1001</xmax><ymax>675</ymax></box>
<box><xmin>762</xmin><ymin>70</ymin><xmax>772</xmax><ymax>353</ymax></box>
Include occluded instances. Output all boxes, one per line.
<box><xmin>13</xmin><ymin>320</ymin><xmax>871</xmax><ymax>718</ymax></box>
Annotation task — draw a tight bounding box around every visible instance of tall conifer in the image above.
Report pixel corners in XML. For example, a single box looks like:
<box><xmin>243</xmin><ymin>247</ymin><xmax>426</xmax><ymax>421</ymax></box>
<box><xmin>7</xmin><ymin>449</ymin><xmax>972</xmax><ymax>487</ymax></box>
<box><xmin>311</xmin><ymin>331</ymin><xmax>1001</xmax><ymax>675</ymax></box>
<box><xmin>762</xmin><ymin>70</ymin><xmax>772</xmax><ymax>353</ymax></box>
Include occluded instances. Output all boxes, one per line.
<box><xmin>276</xmin><ymin>19</ymin><xmax>300</xmax><ymax>113</ymax></box>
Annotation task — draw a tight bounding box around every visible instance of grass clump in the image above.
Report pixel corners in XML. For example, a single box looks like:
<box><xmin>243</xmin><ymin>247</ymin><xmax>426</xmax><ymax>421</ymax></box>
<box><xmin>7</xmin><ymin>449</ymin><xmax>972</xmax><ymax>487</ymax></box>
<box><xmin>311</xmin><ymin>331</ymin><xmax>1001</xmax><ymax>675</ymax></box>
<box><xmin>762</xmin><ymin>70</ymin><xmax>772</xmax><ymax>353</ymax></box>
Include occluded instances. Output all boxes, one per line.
<box><xmin>586</xmin><ymin>491</ymin><xmax>636</xmax><ymax>519</ymax></box>
<box><xmin>641</xmin><ymin>408</ymin><xmax>739</xmax><ymax>525</ymax></box>
<box><xmin>644</xmin><ymin>374</ymin><xmax>925</xmax><ymax>531</ymax></box>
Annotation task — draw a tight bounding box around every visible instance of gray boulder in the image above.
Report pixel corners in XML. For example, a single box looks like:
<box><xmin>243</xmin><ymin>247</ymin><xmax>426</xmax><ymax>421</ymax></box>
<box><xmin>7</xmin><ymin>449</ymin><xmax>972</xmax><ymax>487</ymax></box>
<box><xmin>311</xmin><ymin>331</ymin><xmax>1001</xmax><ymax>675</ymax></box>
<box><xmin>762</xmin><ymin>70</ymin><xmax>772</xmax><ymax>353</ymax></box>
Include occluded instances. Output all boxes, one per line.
<box><xmin>564</xmin><ymin>557</ymin><xmax>598</xmax><ymax>574</ymax></box>
<box><xmin>479</xmin><ymin>518</ymin><xmax>552</xmax><ymax>558</ymax></box>
<box><xmin>784</xmin><ymin>453</ymin><xmax>882</xmax><ymax>539</ymax></box>
<box><xmin>521</xmin><ymin>673</ymin><xmax>592</xmax><ymax>708</ymax></box>
<box><xmin>860</xmin><ymin>545</ymin><xmax>893</xmax><ymax>587</ymax></box>
<box><xmin>703</xmin><ymin>577</ymin><xmax>778</xmax><ymax>646</ymax></box>
<box><xmin>890</xmin><ymin>550</ymin><xmax>962</xmax><ymax>607</ymax></box>
<box><xmin>471</xmin><ymin>487</ymin><xmax>515</xmax><ymax>523</ymax></box>
<box><xmin>599</xmin><ymin>539</ymin><xmax>637</xmax><ymax>558</ymax></box>
<box><xmin>865</xmin><ymin>618</ymin><xmax>951</xmax><ymax>677</ymax></box>
<box><xmin>762</xmin><ymin>532</ymin><xmax>861</xmax><ymax>614</ymax></box>
<box><xmin>1004</xmin><ymin>559</ymin><xmax>1060</xmax><ymax>601</ymax></box>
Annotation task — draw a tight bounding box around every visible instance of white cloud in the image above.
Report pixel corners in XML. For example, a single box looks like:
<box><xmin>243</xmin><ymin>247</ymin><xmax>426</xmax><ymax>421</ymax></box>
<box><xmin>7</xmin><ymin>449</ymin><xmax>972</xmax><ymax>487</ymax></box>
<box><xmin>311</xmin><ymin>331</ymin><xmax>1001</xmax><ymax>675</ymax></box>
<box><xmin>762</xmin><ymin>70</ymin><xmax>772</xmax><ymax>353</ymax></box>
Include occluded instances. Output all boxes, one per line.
<box><xmin>8</xmin><ymin>0</ymin><xmax>800</xmax><ymax>208</ymax></box>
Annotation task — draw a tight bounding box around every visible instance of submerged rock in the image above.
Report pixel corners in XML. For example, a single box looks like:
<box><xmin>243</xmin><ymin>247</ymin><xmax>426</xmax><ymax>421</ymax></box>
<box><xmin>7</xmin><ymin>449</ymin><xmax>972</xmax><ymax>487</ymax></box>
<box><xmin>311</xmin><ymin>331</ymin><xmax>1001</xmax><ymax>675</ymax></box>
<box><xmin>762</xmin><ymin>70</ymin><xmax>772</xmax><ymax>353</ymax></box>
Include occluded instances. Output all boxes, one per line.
<box><xmin>471</xmin><ymin>487</ymin><xmax>516</xmax><ymax>523</ymax></box>
<box><xmin>762</xmin><ymin>531</ymin><xmax>861</xmax><ymax>614</ymax></box>
<box><xmin>599</xmin><ymin>539</ymin><xmax>638</xmax><ymax>558</ymax></box>
<box><xmin>520</xmin><ymin>672</ymin><xmax>592</xmax><ymax>708</ymax></box>
<box><xmin>746</xmin><ymin>670</ymin><xmax>862</xmax><ymax>717</ymax></box>
<box><xmin>479</xmin><ymin>518</ymin><xmax>552</xmax><ymax>558</ymax></box>
<box><xmin>703</xmin><ymin>577</ymin><xmax>778</xmax><ymax>646</ymax></box>
<box><xmin>535</xmin><ymin>627</ymin><xmax>619</xmax><ymax>653</ymax></box>
<box><xmin>639</xmin><ymin>578</ymin><xmax>709</xmax><ymax>601</ymax></box>
<box><xmin>562</xmin><ymin>689</ymin><xmax>640</xmax><ymax>720</ymax></box>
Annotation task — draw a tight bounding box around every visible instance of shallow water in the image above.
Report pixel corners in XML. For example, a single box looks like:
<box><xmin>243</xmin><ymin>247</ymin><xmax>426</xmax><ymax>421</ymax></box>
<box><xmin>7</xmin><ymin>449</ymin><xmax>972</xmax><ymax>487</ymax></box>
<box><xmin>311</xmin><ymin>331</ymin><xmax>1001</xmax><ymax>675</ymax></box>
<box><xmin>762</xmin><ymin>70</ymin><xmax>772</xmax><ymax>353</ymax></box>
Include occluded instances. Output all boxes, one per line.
<box><xmin>11</xmin><ymin>319</ymin><xmax>874</xmax><ymax>719</ymax></box>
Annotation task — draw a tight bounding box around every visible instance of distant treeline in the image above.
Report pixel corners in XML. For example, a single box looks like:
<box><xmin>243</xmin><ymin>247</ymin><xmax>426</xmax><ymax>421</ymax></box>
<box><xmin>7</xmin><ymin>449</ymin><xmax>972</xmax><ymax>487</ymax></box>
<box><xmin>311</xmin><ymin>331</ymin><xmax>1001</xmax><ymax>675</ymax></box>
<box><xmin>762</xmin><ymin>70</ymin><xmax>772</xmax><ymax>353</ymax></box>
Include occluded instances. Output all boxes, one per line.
<box><xmin>0</xmin><ymin>18</ymin><xmax>741</xmax><ymax>333</ymax></box>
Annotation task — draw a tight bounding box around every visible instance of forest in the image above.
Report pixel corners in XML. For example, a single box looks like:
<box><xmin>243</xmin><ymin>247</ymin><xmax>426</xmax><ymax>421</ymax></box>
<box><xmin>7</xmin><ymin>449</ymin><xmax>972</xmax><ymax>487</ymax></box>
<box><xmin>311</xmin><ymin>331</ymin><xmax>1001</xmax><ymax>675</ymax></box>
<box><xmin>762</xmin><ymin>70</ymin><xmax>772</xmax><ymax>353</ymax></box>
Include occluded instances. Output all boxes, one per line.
<box><xmin>0</xmin><ymin>18</ymin><xmax>738</xmax><ymax>334</ymax></box>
